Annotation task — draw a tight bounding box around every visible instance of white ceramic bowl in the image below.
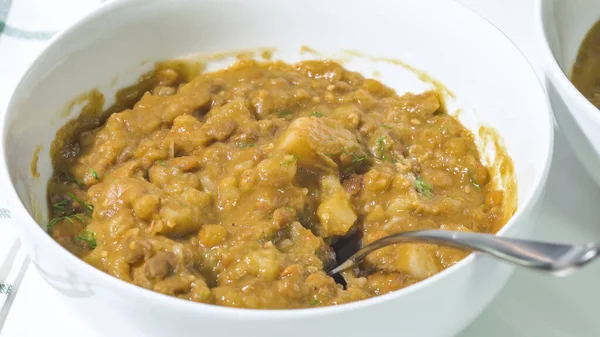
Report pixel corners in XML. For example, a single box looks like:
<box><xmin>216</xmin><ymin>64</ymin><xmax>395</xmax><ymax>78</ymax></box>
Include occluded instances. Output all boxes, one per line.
<box><xmin>0</xmin><ymin>0</ymin><xmax>553</xmax><ymax>336</ymax></box>
<box><xmin>536</xmin><ymin>0</ymin><xmax>600</xmax><ymax>186</ymax></box>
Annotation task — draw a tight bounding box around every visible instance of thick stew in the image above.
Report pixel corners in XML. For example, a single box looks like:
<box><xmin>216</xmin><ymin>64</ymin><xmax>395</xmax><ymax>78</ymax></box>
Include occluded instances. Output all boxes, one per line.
<box><xmin>572</xmin><ymin>19</ymin><xmax>600</xmax><ymax>109</ymax></box>
<box><xmin>47</xmin><ymin>59</ymin><xmax>509</xmax><ymax>309</ymax></box>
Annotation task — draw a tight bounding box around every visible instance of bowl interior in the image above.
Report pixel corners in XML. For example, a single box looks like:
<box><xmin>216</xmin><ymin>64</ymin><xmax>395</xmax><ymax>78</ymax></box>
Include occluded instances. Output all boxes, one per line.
<box><xmin>3</xmin><ymin>0</ymin><xmax>550</xmax><ymax>250</ymax></box>
<box><xmin>541</xmin><ymin>0</ymin><xmax>600</xmax><ymax>74</ymax></box>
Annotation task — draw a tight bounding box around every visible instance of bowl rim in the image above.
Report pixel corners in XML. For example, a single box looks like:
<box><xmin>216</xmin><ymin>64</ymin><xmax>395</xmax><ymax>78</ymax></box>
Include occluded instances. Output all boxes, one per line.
<box><xmin>534</xmin><ymin>0</ymin><xmax>600</xmax><ymax>117</ymax></box>
<box><xmin>0</xmin><ymin>0</ymin><xmax>554</xmax><ymax>318</ymax></box>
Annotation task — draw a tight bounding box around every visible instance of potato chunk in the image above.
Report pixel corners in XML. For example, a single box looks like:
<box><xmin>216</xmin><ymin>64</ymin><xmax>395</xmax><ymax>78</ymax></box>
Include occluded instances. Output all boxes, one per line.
<box><xmin>316</xmin><ymin>175</ymin><xmax>357</xmax><ymax>237</ymax></box>
<box><xmin>277</xmin><ymin>117</ymin><xmax>364</xmax><ymax>172</ymax></box>
<box><xmin>203</xmin><ymin>97</ymin><xmax>256</xmax><ymax>141</ymax></box>
<box><xmin>366</xmin><ymin>243</ymin><xmax>440</xmax><ymax>280</ymax></box>
<box><xmin>219</xmin><ymin>244</ymin><xmax>285</xmax><ymax>284</ymax></box>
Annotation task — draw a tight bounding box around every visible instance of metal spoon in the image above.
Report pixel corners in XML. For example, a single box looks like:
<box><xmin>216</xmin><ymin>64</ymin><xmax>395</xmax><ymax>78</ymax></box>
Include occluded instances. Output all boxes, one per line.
<box><xmin>327</xmin><ymin>230</ymin><xmax>600</xmax><ymax>277</ymax></box>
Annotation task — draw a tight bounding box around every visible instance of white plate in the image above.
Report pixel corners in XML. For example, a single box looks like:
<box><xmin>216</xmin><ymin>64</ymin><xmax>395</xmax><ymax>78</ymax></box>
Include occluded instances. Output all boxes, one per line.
<box><xmin>1</xmin><ymin>0</ymin><xmax>599</xmax><ymax>336</ymax></box>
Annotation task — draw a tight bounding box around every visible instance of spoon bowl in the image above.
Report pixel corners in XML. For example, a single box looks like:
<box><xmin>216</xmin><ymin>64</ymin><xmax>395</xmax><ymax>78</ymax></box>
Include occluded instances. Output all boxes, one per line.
<box><xmin>328</xmin><ymin>230</ymin><xmax>600</xmax><ymax>277</ymax></box>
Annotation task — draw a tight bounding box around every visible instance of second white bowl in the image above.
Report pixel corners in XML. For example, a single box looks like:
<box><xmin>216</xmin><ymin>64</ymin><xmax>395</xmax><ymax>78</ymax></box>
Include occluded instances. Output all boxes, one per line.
<box><xmin>537</xmin><ymin>0</ymin><xmax>600</xmax><ymax>186</ymax></box>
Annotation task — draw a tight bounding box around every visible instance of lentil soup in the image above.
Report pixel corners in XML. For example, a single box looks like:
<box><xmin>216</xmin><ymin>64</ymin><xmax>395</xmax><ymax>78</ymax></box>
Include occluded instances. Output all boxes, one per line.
<box><xmin>47</xmin><ymin>59</ymin><xmax>513</xmax><ymax>309</ymax></box>
<box><xmin>571</xmin><ymin>19</ymin><xmax>600</xmax><ymax>109</ymax></box>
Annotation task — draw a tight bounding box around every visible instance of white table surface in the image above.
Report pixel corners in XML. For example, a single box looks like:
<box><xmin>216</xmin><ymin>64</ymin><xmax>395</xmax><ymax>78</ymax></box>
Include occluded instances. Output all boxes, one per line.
<box><xmin>2</xmin><ymin>0</ymin><xmax>600</xmax><ymax>336</ymax></box>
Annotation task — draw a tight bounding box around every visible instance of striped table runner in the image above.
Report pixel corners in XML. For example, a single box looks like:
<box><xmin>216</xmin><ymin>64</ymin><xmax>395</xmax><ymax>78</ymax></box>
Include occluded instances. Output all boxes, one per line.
<box><xmin>0</xmin><ymin>0</ymin><xmax>107</xmax><ymax>330</ymax></box>
<box><xmin>0</xmin><ymin>0</ymin><xmax>108</xmax><ymax>105</ymax></box>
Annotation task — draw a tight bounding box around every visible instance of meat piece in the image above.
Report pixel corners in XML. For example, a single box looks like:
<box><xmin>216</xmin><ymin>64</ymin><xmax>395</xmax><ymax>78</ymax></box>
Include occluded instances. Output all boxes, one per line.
<box><xmin>277</xmin><ymin>117</ymin><xmax>365</xmax><ymax>172</ymax></box>
<box><xmin>154</xmin><ymin>273</ymin><xmax>196</xmax><ymax>296</ymax></box>
<box><xmin>203</xmin><ymin>97</ymin><xmax>256</xmax><ymax>142</ymax></box>
<box><xmin>121</xmin><ymin>229</ymin><xmax>152</xmax><ymax>264</ymax></box>
<box><xmin>145</xmin><ymin>251</ymin><xmax>176</xmax><ymax>280</ymax></box>
<box><xmin>342</xmin><ymin>173</ymin><xmax>363</xmax><ymax>197</ymax></box>
<box><xmin>272</xmin><ymin>207</ymin><xmax>295</xmax><ymax>227</ymax></box>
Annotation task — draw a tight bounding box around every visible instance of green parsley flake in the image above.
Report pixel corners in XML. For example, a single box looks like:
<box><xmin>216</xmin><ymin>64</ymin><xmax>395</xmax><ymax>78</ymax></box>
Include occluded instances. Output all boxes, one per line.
<box><xmin>75</xmin><ymin>230</ymin><xmax>97</xmax><ymax>249</ymax></box>
<box><xmin>47</xmin><ymin>216</ymin><xmax>71</xmax><ymax>234</ymax></box>
<box><xmin>341</xmin><ymin>146</ymin><xmax>366</xmax><ymax>164</ymax></box>
<box><xmin>67</xmin><ymin>192</ymin><xmax>94</xmax><ymax>214</ymax></box>
<box><xmin>280</xmin><ymin>154</ymin><xmax>299</xmax><ymax>166</ymax></box>
<box><xmin>415</xmin><ymin>177</ymin><xmax>434</xmax><ymax>199</ymax></box>
<box><xmin>310</xmin><ymin>111</ymin><xmax>324</xmax><ymax>118</ymax></box>
<box><xmin>351</xmin><ymin>153</ymin><xmax>365</xmax><ymax>164</ymax></box>
<box><xmin>88</xmin><ymin>167</ymin><xmax>100</xmax><ymax>180</ymax></box>
<box><xmin>382</xmin><ymin>124</ymin><xmax>392</xmax><ymax>129</ymax></box>
<box><xmin>279</xmin><ymin>110</ymin><xmax>293</xmax><ymax>117</ymax></box>
<box><xmin>310</xmin><ymin>299</ymin><xmax>319</xmax><ymax>306</ymax></box>
<box><xmin>61</xmin><ymin>172</ymin><xmax>82</xmax><ymax>186</ymax></box>
<box><xmin>157</xmin><ymin>160</ymin><xmax>167</xmax><ymax>167</ymax></box>
<box><xmin>468</xmin><ymin>172</ymin><xmax>481</xmax><ymax>190</ymax></box>
<box><xmin>52</xmin><ymin>199</ymin><xmax>70</xmax><ymax>210</ymax></box>
<box><xmin>237</xmin><ymin>142</ymin><xmax>256</xmax><ymax>148</ymax></box>
<box><xmin>47</xmin><ymin>214</ymin><xmax>87</xmax><ymax>234</ymax></box>
<box><xmin>376</xmin><ymin>136</ymin><xmax>388</xmax><ymax>160</ymax></box>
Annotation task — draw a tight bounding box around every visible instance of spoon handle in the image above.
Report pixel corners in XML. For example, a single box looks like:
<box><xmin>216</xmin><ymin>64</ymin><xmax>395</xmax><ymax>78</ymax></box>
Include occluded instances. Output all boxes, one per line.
<box><xmin>328</xmin><ymin>230</ymin><xmax>600</xmax><ymax>276</ymax></box>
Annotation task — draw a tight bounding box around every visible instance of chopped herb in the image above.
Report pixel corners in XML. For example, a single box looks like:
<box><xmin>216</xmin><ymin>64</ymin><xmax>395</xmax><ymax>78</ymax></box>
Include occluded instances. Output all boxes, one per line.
<box><xmin>279</xmin><ymin>110</ymin><xmax>293</xmax><ymax>117</ymax></box>
<box><xmin>75</xmin><ymin>230</ymin><xmax>97</xmax><ymax>249</ymax></box>
<box><xmin>157</xmin><ymin>160</ymin><xmax>167</xmax><ymax>167</ymax></box>
<box><xmin>47</xmin><ymin>217</ymin><xmax>64</xmax><ymax>234</ymax></box>
<box><xmin>376</xmin><ymin>136</ymin><xmax>388</xmax><ymax>160</ymax></box>
<box><xmin>88</xmin><ymin>167</ymin><xmax>100</xmax><ymax>180</ymax></box>
<box><xmin>280</xmin><ymin>154</ymin><xmax>299</xmax><ymax>166</ymax></box>
<box><xmin>351</xmin><ymin>153</ymin><xmax>365</xmax><ymax>164</ymax></box>
<box><xmin>47</xmin><ymin>214</ymin><xmax>87</xmax><ymax>234</ymax></box>
<box><xmin>382</xmin><ymin>124</ymin><xmax>392</xmax><ymax>129</ymax></box>
<box><xmin>468</xmin><ymin>172</ymin><xmax>481</xmax><ymax>190</ymax></box>
<box><xmin>310</xmin><ymin>299</ymin><xmax>319</xmax><ymax>306</ymax></box>
<box><xmin>415</xmin><ymin>177</ymin><xmax>433</xmax><ymax>199</ymax></box>
<box><xmin>310</xmin><ymin>111</ymin><xmax>324</xmax><ymax>118</ymax></box>
<box><xmin>71</xmin><ymin>214</ymin><xmax>87</xmax><ymax>223</ymax></box>
<box><xmin>67</xmin><ymin>192</ymin><xmax>94</xmax><ymax>214</ymax></box>
<box><xmin>237</xmin><ymin>142</ymin><xmax>256</xmax><ymax>148</ymax></box>
<box><xmin>329</xmin><ymin>136</ymin><xmax>335</xmax><ymax>141</ymax></box>
<box><xmin>341</xmin><ymin>146</ymin><xmax>366</xmax><ymax>164</ymax></box>
<box><xmin>60</xmin><ymin>172</ymin><xmax>82</xmax><ymax>186</ymax></box>
<box><xmin>52</xmin><ymin>199</ymin><xmax>70</xmax><ymax>210</ymax></box>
